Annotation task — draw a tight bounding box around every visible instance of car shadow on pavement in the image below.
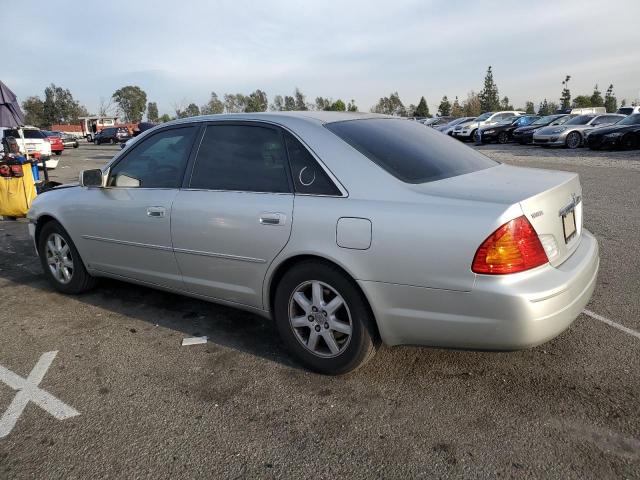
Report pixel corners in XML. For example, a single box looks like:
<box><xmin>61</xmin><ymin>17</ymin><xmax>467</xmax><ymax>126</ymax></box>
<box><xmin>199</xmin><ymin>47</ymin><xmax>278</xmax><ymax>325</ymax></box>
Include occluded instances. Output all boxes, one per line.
<box><xmin>0</xmin><ymin>222</ymin><xmax>300</xmax><ymax>371</ymax></box>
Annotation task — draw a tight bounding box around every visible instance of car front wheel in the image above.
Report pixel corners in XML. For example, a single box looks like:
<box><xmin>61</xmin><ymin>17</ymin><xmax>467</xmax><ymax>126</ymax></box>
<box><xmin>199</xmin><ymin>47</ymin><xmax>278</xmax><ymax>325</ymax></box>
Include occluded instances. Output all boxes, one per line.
<box><xmin>38</xmin><ymin>221</ymin><xmax>97</xmax><ymax>294</ymax></box>
<box><xmin>498</xmin><ymin>131</ymin><xmax>509</xmax><ymax>144</ymax></box>
<box><xmin>274</xmin><ymin>261</ymin><xmax>378</xmax><ymax>374</ymax></box>
<box><xmin>566</xmin><ymin>131</ymin><xmax>581</xmax><ymax>149</ymax></box>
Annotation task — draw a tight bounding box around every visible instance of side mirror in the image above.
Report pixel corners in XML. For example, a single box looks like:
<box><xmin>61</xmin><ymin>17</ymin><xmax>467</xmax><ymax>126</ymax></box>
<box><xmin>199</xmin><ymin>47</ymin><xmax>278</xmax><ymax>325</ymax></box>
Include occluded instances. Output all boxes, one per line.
<box><xmin>80</xmin><ymin>169</ymin><xmax>104</xmax><ymax>187</ymax></box>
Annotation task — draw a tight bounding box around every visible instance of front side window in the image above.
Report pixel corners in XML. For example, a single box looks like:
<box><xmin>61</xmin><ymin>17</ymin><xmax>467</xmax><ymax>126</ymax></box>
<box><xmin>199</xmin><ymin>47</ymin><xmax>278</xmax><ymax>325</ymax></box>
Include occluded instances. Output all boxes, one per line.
<box><xmin>326</xmin><ymin>118</ymin><xmax>497</xmax><ymax>184</ymax></box>
<box><xmin>108</xmin><ymin>126</ymin><xmax>196</xmax><ymax>188</ymax></box>
<box><xmin>190</xmin><ymin>124</ymin><xmax>291</xmax><ymax>193</ymax></box>
<box><xmin>284</xmin><ymin>132</ymin><xmax>341</xmax><ymax>196</ymax></box>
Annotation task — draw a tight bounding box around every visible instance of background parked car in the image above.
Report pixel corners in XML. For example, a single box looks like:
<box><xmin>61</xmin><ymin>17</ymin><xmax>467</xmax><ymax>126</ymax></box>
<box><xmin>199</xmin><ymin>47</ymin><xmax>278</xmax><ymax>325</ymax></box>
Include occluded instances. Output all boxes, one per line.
<box><xmin>422</xmin><ymin>116</ymin><xmax>454</xmax><ymax>127</ymax></box>
<box><xmin>477</xmin><ymin>115</ymin><xmax>540</xmax><ymax>144</ymax></box>
<box><xmin>436</xmin><ymin>117</ymin><xmax>476</xmax><ymax>135</ymax></box>
<box><xmin>94</xmin><ymin>127</ymin><xmax>131</xmax><ymax>145</ymax></box>
<box><xmin>512</xmin><ymin>114</ymin><xmax>572</xmax><ymax>144</ymax></box>
<box><xmin>42</xmin><ymin>131</ymin><xmax>65</xmax><ymax>156</ymax></box>
<box><xmin>0</xmin><ymin>126</ymin><xmax>58</xmax><ymax>169</ymax></box>
<box><xmin>586</xmin><ymin>113</ymin><xmax>640</xmax><ymax>150</ymax></box>
<box><xmin>54</xmin><ymin>131</ymin><xmax>80</xmax><ymax>149</ymax></box>
<box><xmin>453</xmin><ymin>111</ymin><xmax>524</xmax><ymax>141</ymax></box>
<box><xmin>616</xmin><ymin>106</ymin><xmax>640</xmax><ymax>115</ymax></box>
<box><xmin>533</xmin><ymin>114</ymin><xmax>625</xmax><ymax>149</ymax></box>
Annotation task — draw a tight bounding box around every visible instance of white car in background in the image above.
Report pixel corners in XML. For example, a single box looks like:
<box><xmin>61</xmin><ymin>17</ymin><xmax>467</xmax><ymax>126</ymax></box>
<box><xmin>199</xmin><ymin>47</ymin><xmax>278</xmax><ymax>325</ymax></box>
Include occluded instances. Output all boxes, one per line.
<box><xmin>454</xmin><ymin>111</ymin><xmax>525</xmax><ymax>141</ymax></box>
<box><xmin>437</xmin><ymin>117</ymin><xmax>476</xmax><ymax>136</ymax></box>
<box><xmin>0</xmin><ymin>126</ymin><xmax>58</xmax><ymax>169</ymax></box>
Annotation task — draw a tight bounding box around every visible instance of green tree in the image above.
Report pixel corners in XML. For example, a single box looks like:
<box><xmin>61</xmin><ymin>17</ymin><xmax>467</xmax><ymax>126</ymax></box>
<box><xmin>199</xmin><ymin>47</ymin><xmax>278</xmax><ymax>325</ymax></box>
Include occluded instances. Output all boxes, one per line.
<box><xmin>112</xmin><ymin>85</ymin><xmax>147</xmax><ymax>122</ymax></box>
<box><xmin>572</xmin><ymin>95</ymin><xmax>592</xmax><ymax>108</ymax></box>
<box><xmin>294</xmin><ymin>88</ymin><xmax>308</xmax><ymax>110</ymax></box>
<box><xmin>478</xmin><ymin>66</ymin><xmax>500</xmax><ymax>112</ymax></box>
<box><xmin>525</xmin><ymin>101</ymin><xmax>535</xmax><ymax>114</ymax></box>
<box><xmin>40</xmin><ymin>84</ymin><xmax>88</xmax><ymax>126</ymax></box>
<box><xmin>284</xmin><ymin>96</ymin><xmax>296</xmax><ymax>111</ymax></box>
<box><xmin>500</xmin><ymin>96</ymin><xmax>513</xmax><ymax>110</ymax></box>
<box><xmin>538</xmin><ymin>99</ymin><xmax>552</xmax><ymax>115</ymax></box>
<box><xmin>245</xmin><ymin>89</ymin><xmax>268</xmax><ymax>112</ymax></box>
<box><xmin>450</xmin><ymin>96</ymin><xmax>464</xmax><ymax>117</ymax></box>
<box><xmin>223</xmin><ymin>93</ymin><xmax>247</xmax><ymax>113</ymax></box>
<box><xmin>331</xmin><ymin>99</ymin><xmax>346</xmax><ymax>111</ymax></box>
<box><xmin>201</xmin><ymin>92</ymin><xmax>224</xmax><ymax>114</ymax></box>
<box><xmin>270</xmin><ymin>95</ymin><xmax>284</xmax><ymax>111</ymax></box>
<box><xmin>22</xmin><ymin>96</ymin><xmax>45</xmax><ymax>127</ymax></box>
<box><xmin>347</xmin><ymin>99</ymin><xmax>358</xmax><ymax>112</ymax></box>
<box><xmin>147</xmin><ymin>102</ymin><xmax>159</xmax><ymax>122</ymax></box>
<box><xmin>176</xmin><ymin>103</ymin><xmax>200</xmax><ymax>118</ymax></box>
<box><xmin>604</xmin><ymin>84</ymin><xmax>617</xmax><ymax>113</ymax></box>
<box><xmin>158</xmin><ymin>113</ymin><xmax>172</xmax><ymax>123</ymax></box>
<box><xmin>463</xmin><ymin>91</ymin><xmax>482</xmax><ymax>116</ymax></box>
<box><xmin>560</xmin><ymin>75</ymin><xmax>572</xmax><ymax>110</ymax></box>
<box><xmin>590</xmin><ymin>85</ymin><xmax>604</xmax><ymax>107</ymax></box>
<box><xmin>315</xmin><ymin>97</ymin><xmax>331</xmax><ymax>110</ymax></box>
<box><xmin>371</xmin><ymin>92</ymin><xmax>407</xmax><ymax>116</ymax></box>
<box><xmin>437</xmin><ymin>96</ymin><xmax>451</xmax><ymax>116</ymax></box>
<box><xmin>415</xmin><ymin>96</ymin><xmax>431</xmax><ymax>117</ymax></box>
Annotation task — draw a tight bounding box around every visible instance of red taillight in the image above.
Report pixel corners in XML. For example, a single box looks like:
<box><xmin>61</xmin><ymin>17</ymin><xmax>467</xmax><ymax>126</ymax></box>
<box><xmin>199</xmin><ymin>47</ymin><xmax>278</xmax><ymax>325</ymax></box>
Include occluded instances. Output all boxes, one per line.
<box><xmin>472</xmin><ymin>216</ymin><xmax>548</xmax><ymax>275</ymax></box>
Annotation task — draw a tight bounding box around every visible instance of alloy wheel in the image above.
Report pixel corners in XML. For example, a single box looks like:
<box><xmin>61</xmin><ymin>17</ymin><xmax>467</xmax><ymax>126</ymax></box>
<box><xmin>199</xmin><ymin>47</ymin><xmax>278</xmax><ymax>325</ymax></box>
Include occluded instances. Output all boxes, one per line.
<box><xmin>45</xmin><ymin>233</ymin><xmax>74</xmax><ymax>284</ymax></box>
<box><xmin>288</xmin><ymin>280</ymin><xmax>352</xmax><ymax>358</ymax></box>
<box><xmin>498</xmin><ymin>132</ymin><xmax>509</xmax><ymax>144</ymax></box>
<box><xmin>566</xmin><ymin>132</ymin><xmax>581</xmax><ymax>149</ymax></box>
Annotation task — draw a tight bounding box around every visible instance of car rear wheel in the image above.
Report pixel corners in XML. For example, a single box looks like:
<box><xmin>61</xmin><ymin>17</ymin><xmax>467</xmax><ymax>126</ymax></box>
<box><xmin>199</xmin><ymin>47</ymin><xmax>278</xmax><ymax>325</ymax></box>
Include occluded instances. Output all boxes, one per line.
<box><xmin>565</xmin><ymin>131</ymin><xmax>581</xmax><ymax>149</ymax></box>
<box><xmin>498</xmin><ymin>131</ymin><xmax>509</xmax><ymax>144</ymax></box>
<box><xmin>110</xmin><ymin>138</ymin><xmax>116</xmax><ymax>145</ymax></box>
<box><xmin>622</xmin><ymin>134</ymin><xmax>636</xmax><ymax>150</ymax></box>
<box><xmin>73</xmin><ymin>142</ymin><xmax>79</xmax><ymax>148</ymax></box>
<box><xmin>274</xmin><ymin>261</ymin><xmax>378</xmax><ymax>374</ymax></box>
<box><xmin>94</xmin><ymin>139</ymin><xmax>99</xmax><ymax>145</ymax></box>
<box><xmin>54</xmin><ymin>151</ymin><xmax>62</xmax><ymax>156</ymax></box>
<box><xmin>38</xmin><ymin>221</ymin><xmax>97</xmax><ymax>294</ymax></box>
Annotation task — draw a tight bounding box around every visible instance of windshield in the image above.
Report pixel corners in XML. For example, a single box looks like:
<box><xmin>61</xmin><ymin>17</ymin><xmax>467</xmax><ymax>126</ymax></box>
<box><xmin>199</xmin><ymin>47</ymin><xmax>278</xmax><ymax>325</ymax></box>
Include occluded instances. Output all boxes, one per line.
<box><xmin>326</xmin><ymin>118</ymin><xmax>497</xmax><ymax>184</ymax></box>
<box><xmin>565</xmin><ymin>115</ymin><xmax>595</xmax><ymax>125</ymax></box>
<box><xmin>475</xmin><ymin>112</ymin><xmax>492</xmax><ymax>121</ymax></box>
<box><xmin>551</xmin><ymin>115</ymin><xmax>574</xmax><ymax>126</ymax></box>
<box><xmin>617</xmin><ymin>114</ymin><xmax>640</xmax><ymax>126</ymax></box>
<box><xmin>533</xmin><ymin>115</ymin><xmax>559</xmax><ymax>125</ymax></box>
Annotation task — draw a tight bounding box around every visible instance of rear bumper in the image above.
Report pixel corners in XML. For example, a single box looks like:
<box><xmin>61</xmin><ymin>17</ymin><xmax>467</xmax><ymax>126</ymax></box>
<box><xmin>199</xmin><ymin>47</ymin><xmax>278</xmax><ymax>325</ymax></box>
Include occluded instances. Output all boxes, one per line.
<box><xmin>360</xmin><ymin>230</ymin><xmax>599</xmax><ymax>349</ymax></box>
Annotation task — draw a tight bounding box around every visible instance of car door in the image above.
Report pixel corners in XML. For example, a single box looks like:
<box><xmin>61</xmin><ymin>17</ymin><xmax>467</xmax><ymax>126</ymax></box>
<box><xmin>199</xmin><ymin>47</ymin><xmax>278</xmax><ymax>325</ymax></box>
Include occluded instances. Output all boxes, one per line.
<box><xmin>76</xmin><ymin>124</ymin><xmax>199</xmax><ymax>288</ymax></box>
<box><xmin>171</xmin><ymin>122</ymin><xmax>294</xmax><ymax>309</ymax></box>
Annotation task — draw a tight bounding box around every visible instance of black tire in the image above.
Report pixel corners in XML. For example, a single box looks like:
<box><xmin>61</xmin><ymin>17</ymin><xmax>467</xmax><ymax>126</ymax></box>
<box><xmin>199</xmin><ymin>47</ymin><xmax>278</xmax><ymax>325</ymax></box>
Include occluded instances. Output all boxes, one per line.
<box><xmin>110</xmin><ymin>138</ymin><xmax>116</xmax><ymax>145</ymax></box>
<box><xmin>54</xmin><ymin>151</ymin><xmax>62</xmax><ymax>156</ymax></box>
<box><xmin>73</xmin><ymin>142</ymin><xmax>79</xmax><ymax>149</ymax></box>
<box><xmin>498</xmin><ymin>131</ymin><xmax>509</xmax><ymax>144</ymax></box>
<box><xmin>469</xmin><ymin>129</ymin><xmax>477</xmax><ymax>143</ymax></box>
<box><xmin>622</xmin><ymin>134</ymin><xmax>635</xmax><ymax>150</ymax></box>
<box><xmin>565</xmin><ymin>131</ymin><xmax>581</xmax><ymax>149</ymax></box>
<box><xmin>274</xmin><ymin>261</ymin><xmax>379</xmax><ymax>374</ymax></box>
<box><xmin>94</xmin><ymin>139</ymin><xmax>99</xmax><ymax>145</ymax></box>
<box><xmin>38</xmin><ymin>221</ymin><xmax>97</xmax><ymax>294</ymax></box>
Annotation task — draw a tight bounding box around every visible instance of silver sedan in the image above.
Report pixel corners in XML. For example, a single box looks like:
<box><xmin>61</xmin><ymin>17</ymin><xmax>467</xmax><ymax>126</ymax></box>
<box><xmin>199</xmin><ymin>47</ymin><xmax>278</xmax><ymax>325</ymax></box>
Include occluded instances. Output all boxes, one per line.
<box><xmin>533</xmin><ymin>114</ymin><xmax>625</xmax><ymax>148</ymax></box>
<box><xmin>28</xmin><ymin>112</ymin><xmax>599</xmax><ymax>374</ymax></box>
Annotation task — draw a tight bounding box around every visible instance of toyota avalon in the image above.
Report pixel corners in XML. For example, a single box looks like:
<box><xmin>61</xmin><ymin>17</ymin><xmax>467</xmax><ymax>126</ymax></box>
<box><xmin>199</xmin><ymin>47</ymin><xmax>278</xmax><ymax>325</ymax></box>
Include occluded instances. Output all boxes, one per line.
<box><xmin>27</xmin><ymin>112</ymin><xmax>599</xmax><ymax>374</ymax></box>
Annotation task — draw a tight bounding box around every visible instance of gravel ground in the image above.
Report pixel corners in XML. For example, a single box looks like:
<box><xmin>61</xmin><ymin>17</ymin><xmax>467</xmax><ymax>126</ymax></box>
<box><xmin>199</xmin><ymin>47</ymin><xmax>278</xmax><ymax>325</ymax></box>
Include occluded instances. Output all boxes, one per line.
<box><xmin>0</xmin><ymin>142</ymin><xmax>638</xmax><ymax>479</ymax></box>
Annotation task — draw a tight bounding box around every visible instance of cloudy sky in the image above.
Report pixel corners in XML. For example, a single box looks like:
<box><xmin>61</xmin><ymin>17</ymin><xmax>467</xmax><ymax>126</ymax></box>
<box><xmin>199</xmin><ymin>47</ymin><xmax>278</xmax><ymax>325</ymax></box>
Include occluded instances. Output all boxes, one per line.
<box><xmin>7</xmin><ymin>0</ymin><xmax>640</xmax><ymax>116</ymax></box>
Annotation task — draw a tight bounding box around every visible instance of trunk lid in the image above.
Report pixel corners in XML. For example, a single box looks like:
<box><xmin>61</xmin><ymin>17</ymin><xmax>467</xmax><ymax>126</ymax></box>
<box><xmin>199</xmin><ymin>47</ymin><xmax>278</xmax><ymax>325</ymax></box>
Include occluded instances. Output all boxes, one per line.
<box><xmin>412</xmin><ymin>164</ymin><xmax>583</xmax><ymax>267</ymax></box>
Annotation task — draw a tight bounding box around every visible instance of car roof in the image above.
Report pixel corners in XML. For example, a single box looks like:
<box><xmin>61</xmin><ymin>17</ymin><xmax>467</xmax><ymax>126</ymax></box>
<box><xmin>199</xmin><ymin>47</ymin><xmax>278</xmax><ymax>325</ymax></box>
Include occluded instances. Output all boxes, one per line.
<box><xmin>163</xmin><ymin>111</ymin><xmax>393</xmax><ymax>129</ymax></box>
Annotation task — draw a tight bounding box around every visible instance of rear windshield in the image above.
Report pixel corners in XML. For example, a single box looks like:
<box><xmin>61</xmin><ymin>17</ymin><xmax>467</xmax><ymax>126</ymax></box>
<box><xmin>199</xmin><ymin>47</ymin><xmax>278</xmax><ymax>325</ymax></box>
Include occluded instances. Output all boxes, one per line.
<box><xmin>325</xmin><ymin>118</ymin><xmax>497</xmax><ymax>184</ymax></box>
<box><xmin>617</xmin><ymin>114</ymin><xmax>640</xmax><ymax>125</ymax></box>
<box><xmin>618</xmin><ymin>108</ymin><xmax>634</xmax><ymax>115</ymax></box>
<box><xmin>3</xmin><ymin>129</ymin><xmax>45</xmax><ymax>139</ymax></box>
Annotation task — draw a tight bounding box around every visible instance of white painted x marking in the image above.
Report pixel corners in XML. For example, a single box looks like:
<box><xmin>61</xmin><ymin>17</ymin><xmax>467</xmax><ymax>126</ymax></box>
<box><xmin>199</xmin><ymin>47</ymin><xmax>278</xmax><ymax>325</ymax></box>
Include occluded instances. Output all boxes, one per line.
<box><xmin>0</xmin><ymin>351</ymin><xmax>79</xmax><ymax>439</ymax></box>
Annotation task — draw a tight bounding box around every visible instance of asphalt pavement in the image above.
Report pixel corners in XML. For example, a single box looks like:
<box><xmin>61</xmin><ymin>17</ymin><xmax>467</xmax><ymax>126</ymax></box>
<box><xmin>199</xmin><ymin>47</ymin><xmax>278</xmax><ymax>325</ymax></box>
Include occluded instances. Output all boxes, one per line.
<box><xmin>0</xmin><ymin>142</ymin><xmax>638</xmax><ymax>479</ymax></box>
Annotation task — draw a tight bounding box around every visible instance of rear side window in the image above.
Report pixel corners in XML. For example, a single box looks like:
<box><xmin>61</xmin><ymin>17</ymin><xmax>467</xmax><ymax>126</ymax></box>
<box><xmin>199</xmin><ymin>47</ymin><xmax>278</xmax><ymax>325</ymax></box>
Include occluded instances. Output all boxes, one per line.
<box><xmin>284</xmin><ymin>132</ymin><xmax>341</xmax><ymax>196</ymax></box>
<box><xmin>190</xmin><ymin>125</ymin><xmax>291</xmax><ymax>193</ymax></box>
<box><xmin>326</xmin><ymin>118</ymin><xmax>497</xmax><ymax>184</ymax></box>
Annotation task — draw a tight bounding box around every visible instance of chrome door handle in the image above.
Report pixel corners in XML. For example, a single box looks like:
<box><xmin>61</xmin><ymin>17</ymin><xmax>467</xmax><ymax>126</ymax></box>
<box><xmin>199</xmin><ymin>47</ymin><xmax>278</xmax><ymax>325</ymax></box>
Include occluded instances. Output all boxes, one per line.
<box><xmin>259</xmin><ymin>212</ymin><xmax>286</xmax><ymax>225</ymax></box>
<box><xmin>146</xmin><ymin>206</ymin><xmax>166</xmax><ymax>218</ymax></box>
